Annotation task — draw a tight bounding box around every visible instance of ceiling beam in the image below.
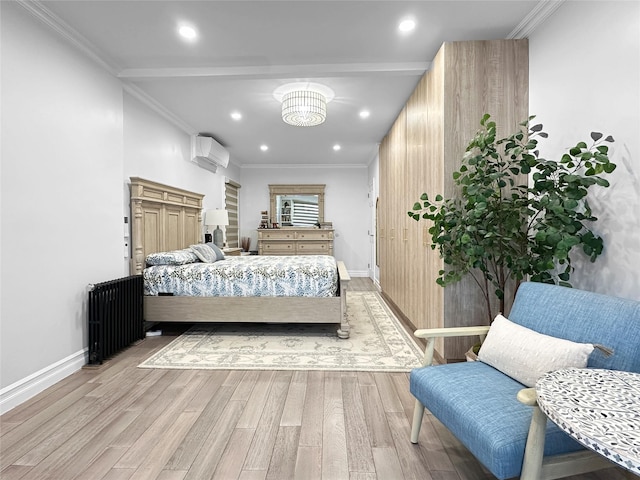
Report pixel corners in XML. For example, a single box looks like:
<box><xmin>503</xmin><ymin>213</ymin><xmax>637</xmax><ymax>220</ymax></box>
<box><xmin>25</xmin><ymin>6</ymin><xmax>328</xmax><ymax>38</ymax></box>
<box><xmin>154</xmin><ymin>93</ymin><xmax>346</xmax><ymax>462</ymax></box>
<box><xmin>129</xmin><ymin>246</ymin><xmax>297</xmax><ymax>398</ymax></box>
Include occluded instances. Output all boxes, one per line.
<box><xmin>117</xmin><ymin>62</ymin><xmax>430</xmax><ymax>80</ymax></box>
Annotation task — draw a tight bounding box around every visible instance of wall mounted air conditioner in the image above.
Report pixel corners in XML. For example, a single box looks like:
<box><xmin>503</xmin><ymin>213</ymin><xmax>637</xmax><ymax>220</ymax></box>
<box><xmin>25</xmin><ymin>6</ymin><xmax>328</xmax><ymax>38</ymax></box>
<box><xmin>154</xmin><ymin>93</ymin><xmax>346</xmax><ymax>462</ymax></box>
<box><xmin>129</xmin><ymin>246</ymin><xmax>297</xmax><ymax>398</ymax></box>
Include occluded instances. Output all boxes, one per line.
<box><xmin>191</xmin><ymin>135</ymin><xmax>230</xmax><ymax>173</ymax></box>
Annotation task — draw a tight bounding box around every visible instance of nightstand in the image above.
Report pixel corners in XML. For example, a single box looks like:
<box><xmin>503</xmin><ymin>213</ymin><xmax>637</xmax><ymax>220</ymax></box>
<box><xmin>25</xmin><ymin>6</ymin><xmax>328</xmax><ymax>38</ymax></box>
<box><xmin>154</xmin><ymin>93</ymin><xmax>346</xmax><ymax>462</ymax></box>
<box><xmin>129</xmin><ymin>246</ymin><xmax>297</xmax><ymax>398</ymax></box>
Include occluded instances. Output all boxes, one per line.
<box><xmin>222</xmin><ymin>247</ymin><xmax>242</xmax><ymax>257</ymax></box>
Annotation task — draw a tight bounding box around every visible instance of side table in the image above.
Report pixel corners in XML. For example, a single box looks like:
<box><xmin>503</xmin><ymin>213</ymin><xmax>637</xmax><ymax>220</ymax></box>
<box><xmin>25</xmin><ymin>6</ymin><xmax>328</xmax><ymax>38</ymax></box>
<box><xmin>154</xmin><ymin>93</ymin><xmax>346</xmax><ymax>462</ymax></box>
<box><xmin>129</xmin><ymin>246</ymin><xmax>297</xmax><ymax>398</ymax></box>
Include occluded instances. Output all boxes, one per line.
<box><xmin>536</xmin><ymin>368</ymin><xmax>640</xmax><ymax>476</ymax></box>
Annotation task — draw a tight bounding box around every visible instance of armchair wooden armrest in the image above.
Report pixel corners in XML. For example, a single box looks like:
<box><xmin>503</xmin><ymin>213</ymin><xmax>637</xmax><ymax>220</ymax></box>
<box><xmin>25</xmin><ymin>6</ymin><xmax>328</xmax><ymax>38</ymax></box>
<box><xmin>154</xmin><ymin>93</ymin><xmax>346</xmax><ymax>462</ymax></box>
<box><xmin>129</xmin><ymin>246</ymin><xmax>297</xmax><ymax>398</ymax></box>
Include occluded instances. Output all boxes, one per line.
<box><xmin>414</xmin><ymin>325</ymin><xmax>491</xmax><ymax>367</ymax></box>
<box><xmin>517</xmin><ymin>387</ymin><xmax>538</xmax><ymax>406</ymax></box>
<box><xmin>410</xmin><ymin>325</ymin><xmax>491</xmax><ymax>443</ymax></box>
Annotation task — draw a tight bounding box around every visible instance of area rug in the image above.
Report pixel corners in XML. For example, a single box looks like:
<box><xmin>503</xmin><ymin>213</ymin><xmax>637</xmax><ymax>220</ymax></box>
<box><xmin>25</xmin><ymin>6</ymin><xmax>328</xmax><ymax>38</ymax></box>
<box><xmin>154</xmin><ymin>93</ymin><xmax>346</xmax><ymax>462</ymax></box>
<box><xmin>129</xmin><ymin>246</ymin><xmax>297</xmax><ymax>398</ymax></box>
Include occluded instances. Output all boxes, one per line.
<box><xmin>138</xmin><ymin>291</ymin><xmax>424</xmax><ymax>372</ymax></box>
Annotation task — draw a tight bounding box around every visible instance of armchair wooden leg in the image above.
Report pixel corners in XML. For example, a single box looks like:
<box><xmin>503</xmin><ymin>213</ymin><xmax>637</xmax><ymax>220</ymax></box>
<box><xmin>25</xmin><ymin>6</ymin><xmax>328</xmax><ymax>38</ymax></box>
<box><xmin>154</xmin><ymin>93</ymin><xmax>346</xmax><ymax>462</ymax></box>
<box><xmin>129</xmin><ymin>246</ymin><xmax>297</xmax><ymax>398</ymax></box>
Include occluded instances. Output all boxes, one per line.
<box><xmin>521</xmin><ymin>405</ymin><xmax>548</xmax><ymax>480</ymax></box>
<box><xmin>411</xmin><ymin>399</ymin><xmax>425</xmax><ymax>444</ymax></box>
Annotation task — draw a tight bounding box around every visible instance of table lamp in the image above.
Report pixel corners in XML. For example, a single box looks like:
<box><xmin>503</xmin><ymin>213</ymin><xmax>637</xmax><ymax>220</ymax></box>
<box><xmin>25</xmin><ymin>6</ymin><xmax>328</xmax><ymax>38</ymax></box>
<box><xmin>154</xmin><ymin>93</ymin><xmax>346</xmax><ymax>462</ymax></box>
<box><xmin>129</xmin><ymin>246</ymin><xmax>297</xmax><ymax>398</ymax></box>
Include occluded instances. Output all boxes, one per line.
<box><xmin>205</xmin><ymin>209</ymin><xmax>229</xmax><ymax>248</ymax></box>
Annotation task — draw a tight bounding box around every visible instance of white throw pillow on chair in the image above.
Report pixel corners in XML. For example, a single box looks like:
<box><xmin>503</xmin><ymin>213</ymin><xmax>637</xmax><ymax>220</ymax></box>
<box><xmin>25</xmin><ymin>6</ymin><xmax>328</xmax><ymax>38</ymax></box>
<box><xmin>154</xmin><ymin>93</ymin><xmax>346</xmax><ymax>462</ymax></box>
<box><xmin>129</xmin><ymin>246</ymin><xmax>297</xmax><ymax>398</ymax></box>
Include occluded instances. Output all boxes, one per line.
<box><xmin>477</xmin><ymin>314</ymin><xmax>594</xmax><ymax>387</ymax></box>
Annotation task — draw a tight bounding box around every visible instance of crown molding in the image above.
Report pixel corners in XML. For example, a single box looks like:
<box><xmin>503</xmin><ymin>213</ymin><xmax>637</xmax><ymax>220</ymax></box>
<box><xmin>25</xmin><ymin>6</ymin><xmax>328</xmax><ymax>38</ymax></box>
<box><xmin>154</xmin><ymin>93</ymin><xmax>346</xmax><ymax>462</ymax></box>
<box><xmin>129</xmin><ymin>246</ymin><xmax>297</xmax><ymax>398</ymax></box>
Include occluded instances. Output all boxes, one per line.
<box><xmin>240</xmin><ymin>163</ymin><xmax>368</xmax><ymax>170</ymax></box>
<box><xmin>16</xmin><ymin>1</ymin><xmax>195</xmax><ymax>136</ymax></box>
<box><xmin>508</xmin><ymin>0</ymin><xmax>565</xmax><ymax>39</ymax></box>
<box><xmin>16</xmin><ymin>0</ymin><xmax>121</xmax><ymax>75</ymax></box>
<box><xmin>122</xmin><ymin>83</ymin><xmax>196</xmax><ymax>135</ymax></box>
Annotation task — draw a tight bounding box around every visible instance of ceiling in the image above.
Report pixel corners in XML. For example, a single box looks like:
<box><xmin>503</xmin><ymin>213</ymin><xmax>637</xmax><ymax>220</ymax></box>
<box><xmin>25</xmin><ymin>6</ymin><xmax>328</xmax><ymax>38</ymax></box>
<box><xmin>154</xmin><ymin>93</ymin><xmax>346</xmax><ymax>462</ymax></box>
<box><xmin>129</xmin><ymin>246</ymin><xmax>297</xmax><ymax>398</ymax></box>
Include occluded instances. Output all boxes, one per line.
<box><xmin>32</xmin><ymin>0</ymin><xmax>547</xmax><ymax>167</ymax></box>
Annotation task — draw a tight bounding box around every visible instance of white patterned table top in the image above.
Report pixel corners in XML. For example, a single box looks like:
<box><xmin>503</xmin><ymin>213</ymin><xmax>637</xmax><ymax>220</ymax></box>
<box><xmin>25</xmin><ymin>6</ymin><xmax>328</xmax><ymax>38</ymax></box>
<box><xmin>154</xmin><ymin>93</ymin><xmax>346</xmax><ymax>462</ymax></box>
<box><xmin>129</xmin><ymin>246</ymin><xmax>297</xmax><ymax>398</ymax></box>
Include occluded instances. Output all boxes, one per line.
<box><xmin>536</xmin><ymin>368</ymin><xmax>640</xmax><ymax>476</ymax></box>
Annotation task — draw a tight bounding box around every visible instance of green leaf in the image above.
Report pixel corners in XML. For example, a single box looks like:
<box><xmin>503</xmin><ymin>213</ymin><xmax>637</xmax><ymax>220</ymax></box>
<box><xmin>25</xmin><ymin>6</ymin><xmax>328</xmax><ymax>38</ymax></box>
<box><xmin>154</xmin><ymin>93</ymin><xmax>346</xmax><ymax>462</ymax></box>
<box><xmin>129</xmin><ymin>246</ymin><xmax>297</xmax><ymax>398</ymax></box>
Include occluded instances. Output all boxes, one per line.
<box><xmin>564</xmin><ymin>174</ymin><xmax>580</xmax><ymax>183</ymax></box>
<box><xmin>563</xmin><ymin>199</ymin><xmax>578</xmax><ymax>209</ymax></box>
<box><xmin>590</xmin><ymin>132</ymin><xmax>603</xmax><ymax>142</ymax></box>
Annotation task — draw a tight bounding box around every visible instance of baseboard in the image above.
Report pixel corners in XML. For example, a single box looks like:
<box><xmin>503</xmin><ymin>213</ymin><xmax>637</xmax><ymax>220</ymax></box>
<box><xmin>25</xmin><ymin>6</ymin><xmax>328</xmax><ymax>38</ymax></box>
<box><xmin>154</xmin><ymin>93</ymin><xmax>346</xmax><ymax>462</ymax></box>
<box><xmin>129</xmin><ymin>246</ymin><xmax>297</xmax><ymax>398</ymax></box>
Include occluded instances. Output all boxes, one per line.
<box><xmin>0</xmin><ymin>348</ymin><xmax>88</xmax><ymax>414</ymax></box>
<box><xmin>347</xmin><ymin>270</ymin><xmax>369</xmax><ymax>277</ymax></box>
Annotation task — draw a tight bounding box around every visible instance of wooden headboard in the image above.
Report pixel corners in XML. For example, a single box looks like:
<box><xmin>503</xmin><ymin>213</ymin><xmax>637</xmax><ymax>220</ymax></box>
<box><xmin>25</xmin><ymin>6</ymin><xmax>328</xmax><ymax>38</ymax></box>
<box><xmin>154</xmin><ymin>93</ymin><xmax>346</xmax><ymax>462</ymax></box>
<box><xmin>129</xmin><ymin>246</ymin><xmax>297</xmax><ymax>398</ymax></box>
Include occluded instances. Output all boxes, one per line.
<box><xmin>129</xmin><ymin>177</ymin><xmax>204</xmax><ymax>275</ymax></box>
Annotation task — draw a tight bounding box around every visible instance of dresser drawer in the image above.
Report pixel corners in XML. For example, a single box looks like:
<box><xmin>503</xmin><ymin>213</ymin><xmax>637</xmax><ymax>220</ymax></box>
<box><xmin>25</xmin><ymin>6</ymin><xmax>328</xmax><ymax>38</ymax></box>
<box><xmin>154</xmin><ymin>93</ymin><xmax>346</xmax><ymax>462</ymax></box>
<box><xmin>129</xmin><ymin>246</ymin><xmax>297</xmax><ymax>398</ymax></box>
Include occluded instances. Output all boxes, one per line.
<box><xmin>296</xmin><ymin>230</ymin><xmax>333</xmax><ymax>241</ymax></box>
<box><xmin>296</xmin><ymin>242</ymin><xmax>331</xmax><ymax>254</ymax></box>
<box><xmin>262</xmin><ymin>242</ymin><xmax>295</xmax><ymax>254</ymax></box>
<box><xmin>257</xmin><ymin>228</ymin><xmax>333</xmax><ymax>257</ymax></box>
<box><xmin>259</xmin><ymin>230</ymin><xmax>295</xmax><ymax>240</ymax></box>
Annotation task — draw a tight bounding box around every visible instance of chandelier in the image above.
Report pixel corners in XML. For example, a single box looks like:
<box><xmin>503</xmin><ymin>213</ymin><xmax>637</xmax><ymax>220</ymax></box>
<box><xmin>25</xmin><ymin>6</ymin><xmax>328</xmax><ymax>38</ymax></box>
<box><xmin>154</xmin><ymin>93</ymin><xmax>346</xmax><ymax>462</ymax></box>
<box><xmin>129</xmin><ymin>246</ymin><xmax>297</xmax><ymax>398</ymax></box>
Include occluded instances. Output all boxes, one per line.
<box><xmin>274</xmin><ymin>82</ymin><xmax>335</xmax><ymax>127</ymax></box>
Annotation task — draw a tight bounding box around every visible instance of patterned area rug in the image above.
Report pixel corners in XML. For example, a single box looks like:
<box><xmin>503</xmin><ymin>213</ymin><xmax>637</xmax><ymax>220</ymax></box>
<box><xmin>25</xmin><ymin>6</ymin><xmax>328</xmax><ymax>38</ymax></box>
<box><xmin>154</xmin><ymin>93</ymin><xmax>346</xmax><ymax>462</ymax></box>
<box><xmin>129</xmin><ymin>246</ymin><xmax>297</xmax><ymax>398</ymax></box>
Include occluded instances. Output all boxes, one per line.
<box><xmin>138</xmin><ymin>291</ymin><xmax>424</xmax><ymax>372</ymax></box>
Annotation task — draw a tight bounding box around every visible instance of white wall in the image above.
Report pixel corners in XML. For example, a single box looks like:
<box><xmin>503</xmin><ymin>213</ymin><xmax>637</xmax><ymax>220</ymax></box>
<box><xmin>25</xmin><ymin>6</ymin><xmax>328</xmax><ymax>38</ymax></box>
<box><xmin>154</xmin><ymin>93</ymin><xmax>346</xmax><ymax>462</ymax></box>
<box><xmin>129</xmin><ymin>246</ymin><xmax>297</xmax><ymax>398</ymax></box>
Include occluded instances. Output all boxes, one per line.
<box><xmin>240</xmin><ymin>167</ymin><xmax>370</xmax><ymax>274</ymax></box>
<box><xmin>123</xmin><ymin>91</ymin><xmax>242</xmax><ymax>248</ymax></box>
<box><xmin>0</xmin><ymin>3</ymin><xmax>241</xmax><ymax>411</ymax></box>
<box><xmin>1</xmin><ymin>3</ymin><xmax>124</xmax><ymax>394</ymax></box>
<box><xmin>529</xmin><ymin>0</ymin><xmax>640</xmax><ymax>300</ymax></box>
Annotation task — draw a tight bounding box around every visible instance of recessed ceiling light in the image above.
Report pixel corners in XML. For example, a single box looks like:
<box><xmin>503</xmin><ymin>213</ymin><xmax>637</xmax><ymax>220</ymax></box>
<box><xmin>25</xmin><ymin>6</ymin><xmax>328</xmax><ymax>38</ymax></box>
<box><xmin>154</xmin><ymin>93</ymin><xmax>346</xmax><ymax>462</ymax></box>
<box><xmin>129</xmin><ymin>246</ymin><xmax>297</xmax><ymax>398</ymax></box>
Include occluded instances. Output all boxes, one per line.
<box><xmin>260</xmin><ymin>145</ymin><xmax>269</xmax><ymax>152</ymax></box>
<box><xmin>178</xmin><ymin>24</ymin><xmax>198</xmax><ymax>41</ymax></box>
<box><xmin>359</xmin><ymin>110</ymin><xmax>370</xmax><ymax>119</ymax></box>
<box><xmin>333</xmin><ymin>144</ymin><xmax>341</xmax><ymax>151</ymax></box>
<box><xmin>230</xmin><ymin>111</ymin><xmax>242</xmax><ymax>121</ymax></box>
<box><xmin>398</xmin><ymin>18</ymin><xmax>416</xmax><ymax>33</ymax></box>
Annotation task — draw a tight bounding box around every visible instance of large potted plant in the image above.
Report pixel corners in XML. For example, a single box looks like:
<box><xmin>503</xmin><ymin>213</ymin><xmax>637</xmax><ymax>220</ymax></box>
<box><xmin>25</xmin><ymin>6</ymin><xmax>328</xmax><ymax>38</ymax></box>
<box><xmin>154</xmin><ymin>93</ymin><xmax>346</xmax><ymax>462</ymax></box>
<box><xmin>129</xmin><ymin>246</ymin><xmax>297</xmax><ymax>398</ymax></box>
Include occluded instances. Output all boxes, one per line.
<box><xmin>408</xmin><ymin>114</ymin><xmax>616</xmax><ymax>325</ymax></box>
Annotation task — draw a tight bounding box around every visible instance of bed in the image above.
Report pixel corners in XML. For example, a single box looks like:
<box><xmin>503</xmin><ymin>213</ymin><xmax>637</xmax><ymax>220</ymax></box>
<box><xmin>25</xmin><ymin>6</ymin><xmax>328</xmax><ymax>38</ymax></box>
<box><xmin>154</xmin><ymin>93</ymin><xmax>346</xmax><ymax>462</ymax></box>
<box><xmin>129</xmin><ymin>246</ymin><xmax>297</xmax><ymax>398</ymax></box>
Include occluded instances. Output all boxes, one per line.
<box><xmin>129</xmin><ymin>177</ymin><xmax>351</xmax><ymax>338</ymax></box>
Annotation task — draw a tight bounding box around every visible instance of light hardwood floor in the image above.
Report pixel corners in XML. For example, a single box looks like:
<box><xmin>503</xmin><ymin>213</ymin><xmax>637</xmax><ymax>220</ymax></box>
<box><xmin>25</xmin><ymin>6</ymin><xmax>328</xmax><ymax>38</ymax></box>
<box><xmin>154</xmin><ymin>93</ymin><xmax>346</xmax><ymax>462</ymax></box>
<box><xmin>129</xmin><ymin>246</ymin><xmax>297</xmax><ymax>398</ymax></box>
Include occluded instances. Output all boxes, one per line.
<box><xmin>0</xmin><ymin>278</ymin><xmax>627</xmax><ymax>480</ymax></box>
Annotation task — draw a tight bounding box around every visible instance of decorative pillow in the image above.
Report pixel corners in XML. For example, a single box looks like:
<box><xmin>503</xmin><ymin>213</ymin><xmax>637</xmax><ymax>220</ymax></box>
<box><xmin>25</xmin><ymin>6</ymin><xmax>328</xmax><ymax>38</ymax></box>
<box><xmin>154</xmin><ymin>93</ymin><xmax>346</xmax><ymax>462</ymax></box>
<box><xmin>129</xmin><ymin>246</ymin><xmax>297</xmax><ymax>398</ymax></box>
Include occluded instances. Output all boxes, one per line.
<box><xmin>477</xmin><ymin>314</ymin><xmax>594</xmax><ymax>387</ymax></box>
<box><xmin>205</xmin><ymin>242</ymin><xmax>226</xmax><ymax>261</ymax></box>
<box><xmin>189</xmin><ymin>243</ymin><xmax>219</xmax><ymax>263</ymax></box>
<box><xmin>146</xmin><ymin>248</ymin><xmax>199</xmax><ymax>266</ymax></box>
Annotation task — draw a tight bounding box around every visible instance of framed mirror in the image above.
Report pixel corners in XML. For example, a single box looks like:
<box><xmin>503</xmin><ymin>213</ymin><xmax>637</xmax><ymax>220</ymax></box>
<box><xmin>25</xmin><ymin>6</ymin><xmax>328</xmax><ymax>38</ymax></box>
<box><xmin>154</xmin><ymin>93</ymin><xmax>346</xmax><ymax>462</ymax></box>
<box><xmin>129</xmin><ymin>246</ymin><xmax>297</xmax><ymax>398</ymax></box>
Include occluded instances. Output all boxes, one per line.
<box><xmin>269</xmin><ymin>184</ymin><xmax>325</xmax><ymax>227</ymax></box>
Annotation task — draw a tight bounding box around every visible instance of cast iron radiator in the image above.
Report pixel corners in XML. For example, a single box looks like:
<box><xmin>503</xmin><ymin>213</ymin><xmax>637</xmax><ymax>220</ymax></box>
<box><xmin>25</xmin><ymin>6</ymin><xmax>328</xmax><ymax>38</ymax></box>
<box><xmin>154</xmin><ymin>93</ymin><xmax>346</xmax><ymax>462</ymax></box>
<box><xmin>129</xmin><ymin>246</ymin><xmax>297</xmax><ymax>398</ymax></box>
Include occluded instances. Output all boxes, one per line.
<box><xmin>88</xmin><ymin>275</ymin><xmax>144</xmax><ymax>365</ymax></box>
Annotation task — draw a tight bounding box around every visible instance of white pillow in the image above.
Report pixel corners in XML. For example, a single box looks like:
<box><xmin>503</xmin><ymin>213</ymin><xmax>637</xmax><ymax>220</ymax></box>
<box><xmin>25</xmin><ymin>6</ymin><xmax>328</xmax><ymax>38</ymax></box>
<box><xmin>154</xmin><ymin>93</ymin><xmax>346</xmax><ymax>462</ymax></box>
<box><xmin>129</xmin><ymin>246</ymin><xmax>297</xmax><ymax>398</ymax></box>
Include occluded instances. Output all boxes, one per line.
<box><xmin>190</xmin><ymin>244</ymin><xmax>218</xmax><ymax>263</ymax></box>
<box><xmin>477</xmin><ymin>314</ymin><xmax>594</xmax><ymax>387</ymax></box>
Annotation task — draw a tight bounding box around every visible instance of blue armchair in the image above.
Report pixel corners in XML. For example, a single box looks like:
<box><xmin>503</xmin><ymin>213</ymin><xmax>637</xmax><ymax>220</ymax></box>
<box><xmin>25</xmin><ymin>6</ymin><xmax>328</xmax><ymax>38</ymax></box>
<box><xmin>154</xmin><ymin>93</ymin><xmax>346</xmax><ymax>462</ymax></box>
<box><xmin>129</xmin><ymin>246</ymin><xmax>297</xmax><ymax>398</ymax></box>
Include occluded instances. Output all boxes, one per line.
<box><xmin>409</xmin><ymin>282</ymin><xmax>640</xmax><ymax>479</ymax></box>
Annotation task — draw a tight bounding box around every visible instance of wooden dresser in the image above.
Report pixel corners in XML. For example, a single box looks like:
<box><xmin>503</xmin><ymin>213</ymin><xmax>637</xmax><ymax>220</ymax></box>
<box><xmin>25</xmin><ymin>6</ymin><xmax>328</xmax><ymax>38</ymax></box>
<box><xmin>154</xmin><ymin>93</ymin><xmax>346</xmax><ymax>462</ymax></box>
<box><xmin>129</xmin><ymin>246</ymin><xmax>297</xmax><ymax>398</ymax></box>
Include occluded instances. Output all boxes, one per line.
<box><xmin>257</xmin><ymin>228</ymin><xmax>334</xmax><ymax>256</ymax></box>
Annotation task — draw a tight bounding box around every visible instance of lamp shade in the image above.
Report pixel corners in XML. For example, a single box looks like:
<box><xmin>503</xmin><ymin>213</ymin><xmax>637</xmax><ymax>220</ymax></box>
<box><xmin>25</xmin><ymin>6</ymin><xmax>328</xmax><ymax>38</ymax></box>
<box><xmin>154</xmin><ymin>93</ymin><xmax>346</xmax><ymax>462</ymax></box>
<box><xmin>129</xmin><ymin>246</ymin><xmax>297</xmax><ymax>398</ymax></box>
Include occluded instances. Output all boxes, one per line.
<box><xmin>205</xmin><ymin>209</ymin><xmax>229</xmax><ymax>226</ymax></box>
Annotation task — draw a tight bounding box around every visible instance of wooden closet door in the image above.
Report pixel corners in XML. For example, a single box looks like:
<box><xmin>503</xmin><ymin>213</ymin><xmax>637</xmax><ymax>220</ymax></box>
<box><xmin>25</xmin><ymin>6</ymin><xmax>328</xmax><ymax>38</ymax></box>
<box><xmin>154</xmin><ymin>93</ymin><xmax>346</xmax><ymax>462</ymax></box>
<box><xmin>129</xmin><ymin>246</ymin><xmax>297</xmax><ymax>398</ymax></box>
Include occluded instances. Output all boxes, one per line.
<box><xmin>387</xmin><ymin>107</ymin><xmax>407</xmax><ymax>312</ymax></box>
<box><xmin>377</xmin><ymin>40</ymin><xmax>528</xmax><ymax>360</ymax></box>
<box><xmin>405</xmin><ymin>75</ymin><xmax>430</xmax><ymax>329</ymax></box>
<box><xmin>422</xmin><ymin>49</ymin><xmax>446</xmax><ymax>352</ymax></box>
<box><xmin>440</xmin><ymin>40</ymin><xmax>529</xmax><ymax>360</ymax></box>
<box><xmin>378</xmin><ymin>135</ymin><xmax>391</xmax><ymax>294</ymax></box>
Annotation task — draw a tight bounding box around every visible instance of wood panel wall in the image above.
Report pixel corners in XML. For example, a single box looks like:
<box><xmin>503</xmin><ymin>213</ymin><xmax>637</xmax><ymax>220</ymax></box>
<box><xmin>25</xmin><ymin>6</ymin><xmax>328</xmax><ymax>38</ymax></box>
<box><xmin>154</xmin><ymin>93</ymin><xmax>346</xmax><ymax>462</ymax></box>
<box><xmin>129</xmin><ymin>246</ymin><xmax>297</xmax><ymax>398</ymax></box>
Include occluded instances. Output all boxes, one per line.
<box><xmin>379</xmin><ymin>39</ymin><xmax>529</xmax><ymax>361</ymax></box>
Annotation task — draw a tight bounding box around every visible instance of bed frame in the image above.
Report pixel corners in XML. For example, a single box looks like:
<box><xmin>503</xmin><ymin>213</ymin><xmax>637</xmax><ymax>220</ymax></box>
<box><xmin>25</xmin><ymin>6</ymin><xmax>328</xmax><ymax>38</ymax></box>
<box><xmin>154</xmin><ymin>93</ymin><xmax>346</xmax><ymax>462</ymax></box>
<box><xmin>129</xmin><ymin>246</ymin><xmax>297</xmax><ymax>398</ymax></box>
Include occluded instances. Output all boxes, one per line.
<box><xmin>129</xmin><ymin>177</ymin><xmax>351</xmax><ymax>338</ymax></box>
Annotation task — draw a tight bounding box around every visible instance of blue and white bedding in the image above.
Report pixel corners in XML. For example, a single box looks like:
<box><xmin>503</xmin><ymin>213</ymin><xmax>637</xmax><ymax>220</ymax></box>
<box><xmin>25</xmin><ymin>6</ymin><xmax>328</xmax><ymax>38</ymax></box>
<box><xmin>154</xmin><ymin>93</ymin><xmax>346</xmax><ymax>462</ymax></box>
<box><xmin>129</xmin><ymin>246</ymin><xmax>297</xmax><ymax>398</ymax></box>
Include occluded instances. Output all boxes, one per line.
<box><xmin>143</xmin><ymin>255</ymin><xmax>339</xmax><ymax>297</ymax></box>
